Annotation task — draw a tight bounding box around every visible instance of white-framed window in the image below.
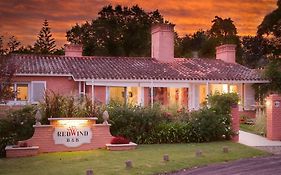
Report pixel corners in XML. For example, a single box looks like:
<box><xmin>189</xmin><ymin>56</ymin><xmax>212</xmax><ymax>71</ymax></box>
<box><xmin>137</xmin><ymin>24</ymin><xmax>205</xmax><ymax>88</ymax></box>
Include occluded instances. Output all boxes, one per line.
<box><xmin>5</xmin><ymin>81</ymin><xmax>46</xmax><ymax>105</ymax></box>
<box><xmin>30</xmin><ymin>81</ymin><xmax>46</xmax><ymax>103</ymax></box>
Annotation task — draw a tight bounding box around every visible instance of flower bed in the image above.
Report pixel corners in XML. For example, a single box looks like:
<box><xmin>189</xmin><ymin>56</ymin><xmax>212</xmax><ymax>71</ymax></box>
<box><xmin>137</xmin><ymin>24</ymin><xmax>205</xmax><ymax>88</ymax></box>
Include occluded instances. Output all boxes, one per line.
<box><xmin>105</xmin><ymin>142</ymin><xmax>137</xmax><ymax>151</ymax></box>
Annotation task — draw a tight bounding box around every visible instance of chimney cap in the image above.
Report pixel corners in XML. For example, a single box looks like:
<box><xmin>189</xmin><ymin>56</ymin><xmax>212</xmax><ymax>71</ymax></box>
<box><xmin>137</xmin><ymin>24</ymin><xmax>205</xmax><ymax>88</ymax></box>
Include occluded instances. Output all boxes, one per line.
<box><xmin>216</xmin><ymin>44</ymin><xmax>236</xmax><ymax>52</ymax></box>
<box><xmin>151</xmin><ymin>23</ymin><xmax>175</xmax><ymax>33</ymax></box>
<box><xmin>64</xmin><ymin>44</ymin><xmax>83</xmax><ymax>57</ymax></box>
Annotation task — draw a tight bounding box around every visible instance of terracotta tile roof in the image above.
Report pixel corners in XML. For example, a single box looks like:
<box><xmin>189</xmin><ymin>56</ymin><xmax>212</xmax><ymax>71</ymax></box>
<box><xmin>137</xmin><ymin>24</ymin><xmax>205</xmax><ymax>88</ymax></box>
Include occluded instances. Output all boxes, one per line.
<box><xmin>12</xmin><ymin>54</ymin><xmax>266</xmax><ymax>81</ymax></box>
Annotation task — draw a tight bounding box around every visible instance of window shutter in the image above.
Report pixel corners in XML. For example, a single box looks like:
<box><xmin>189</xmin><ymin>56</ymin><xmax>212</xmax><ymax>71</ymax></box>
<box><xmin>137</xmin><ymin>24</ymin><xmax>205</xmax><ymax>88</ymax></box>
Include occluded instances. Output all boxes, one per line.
<box><xmin>31</xmin><ymin>81</ymin><xmax>46</xmax><ymax>103</ymax></box>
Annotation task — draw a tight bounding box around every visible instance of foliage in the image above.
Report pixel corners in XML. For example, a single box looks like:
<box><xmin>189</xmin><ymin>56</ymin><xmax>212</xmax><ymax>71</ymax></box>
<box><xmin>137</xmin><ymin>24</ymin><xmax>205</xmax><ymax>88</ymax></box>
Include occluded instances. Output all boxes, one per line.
<box><xmin>241</xmin><ymin>36</ymin><xmax>268</xmax><ymax>68</ymax></box>
<box><xmin>110</xmin><ymin>136</ymin><xmax>130</xmax><ymax>144</ymax></box>
<box><xmin>34</xmin><ymin>20</ymin><xmax>56</xmax><ymax>54</ymax></box>
<box><xmin>257</xmin><ymin>0</ymin><xmax>281</xmax><ymax>38</ymax></box>
<box><xmin>0</xmin><ymin>35</ymin><xmax>6</xmax><ymax>55</ymax></box>
<box><xmin>209</xmin><ymin>16</ymin><xmax>238</xmax><ymax>44</ymax></box>
<box><xmin>175</xmin><ymin>16</ymin><xmax>241</xmax><ymax>59</ymax></box>
<box><xmin>106</xmin><ymin>101</ymin><xmax>164</xmax><ymax>143</ymax></box>
<box><xmin>40</xmin><ymin>91</ymin><xmax>102</xmax><ymax>124</ymax></box>
<box><xmin>207</xmin><ymin>92</ymin><xmax>239</xmax><ymax>114</ymax></box>
<box><xmin>7</xmin><ymin>36</ymin><xmax>21</xmax><ymax>53</ymax></box>
<box><xmin>240</xmin><ymin>112</ymin><xmax>266</xmax><ymax>136</ymax></box>
<box><xmin>0</xmin><ymin>55</ymin><xmax>16</xmax><ymax>102</ymax></box>
<box><xmin>66</xmin><ymin>5</ymin><xmax>168</xmax><ymax>56</ymax></box>
<box><xmin>253</xmin><ymin>60</ymin><xmax>281</xmax><ymax>101</ymax></box>
<box><xmin>189</xmin><ymin>107</ymin><xmax>232</xmax><ymax>142</ymax></box>
<box><xmin>145</xmin><ymin>122</ymin><xmax>191</xmax><ymax>144</ymax></box>
<box><xmin>257</xmin><ymin>0</ymin><xmax>281</xmax><ymax>59</ymax></box>
<box><xmin>0</xmin><ymin>106</ymin><xmax>36</xmax><ymax>157</ymax></box>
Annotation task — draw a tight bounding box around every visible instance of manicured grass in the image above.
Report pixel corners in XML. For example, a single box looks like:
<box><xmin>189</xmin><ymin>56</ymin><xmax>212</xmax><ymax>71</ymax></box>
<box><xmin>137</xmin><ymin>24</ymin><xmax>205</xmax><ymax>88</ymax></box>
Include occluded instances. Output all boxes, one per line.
<box><xmin>0</xmin><ymin>142</ymin><xmax>268</xmax><ymax>175</ymax></box>
<box><xmin>240</xmin><ymin>124</ymin><xmax>265</xmax><ymax>136</ymax></box>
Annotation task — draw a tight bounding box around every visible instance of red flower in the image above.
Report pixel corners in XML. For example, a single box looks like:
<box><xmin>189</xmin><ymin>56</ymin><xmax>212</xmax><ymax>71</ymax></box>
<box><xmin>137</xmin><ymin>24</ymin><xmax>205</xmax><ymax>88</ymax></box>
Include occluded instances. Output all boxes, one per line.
<box><xmin>111</xmin><ymin>136</ymin><xmax>130</xmax><ymax>144</ymax></box>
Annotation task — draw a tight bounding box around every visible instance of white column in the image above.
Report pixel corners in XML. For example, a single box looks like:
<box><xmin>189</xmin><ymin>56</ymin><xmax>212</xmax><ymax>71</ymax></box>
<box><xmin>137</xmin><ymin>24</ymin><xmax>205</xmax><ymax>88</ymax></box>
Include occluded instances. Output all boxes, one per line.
<box><xmin>206</xmin><ymin>82</ymin><xmax>209</xmax><ymax>97</ymax></box>
<box><xmin>83</xmin><ymin>82</ymin><xmax>86</xmax><ymax>95</ymax></box>
<box><xmin>150</xmin><ymin>81</ymin><xmax>154</xmax><ymax>107</ymax></box>
<box><xmin>105</xmin><ymin>86</ymin><xmax>110</xmax><ymax>104</ymax></box>
<box><xmin>91</xmin><ymin>80</ymin><xmax>94</xmax><ymax>103</ymax></box>
<box><xmin>78</xmin><ymin>81</ymin><xmax>81</xmax><ymax>95</ymax></box>
<box><xmin>137</xmin><ymin>86</ymin><xmax>144</xmax><ymax>106</ymax></box>
<box><xmin>192</xmin><ymin>84</ymin><xmax>197</xmax><ymax>109</ymax></box>
<box><xmin>188</xmin><ymin>84</ymin><xmax>193</xmax><ymax>110</ymax></box>
<box><xmin>125</xmin><ymin>87</ymin><xmax>128</xmax><ymax>104</ymax></box>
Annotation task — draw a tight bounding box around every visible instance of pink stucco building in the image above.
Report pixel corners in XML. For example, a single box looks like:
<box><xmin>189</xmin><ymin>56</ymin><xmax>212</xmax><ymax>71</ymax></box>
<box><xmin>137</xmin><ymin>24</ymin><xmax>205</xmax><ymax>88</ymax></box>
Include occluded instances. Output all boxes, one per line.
<box><xmin>5</xmin><ymin>24</ymin><xmax>267</xmax><ymax>112</ymax></box>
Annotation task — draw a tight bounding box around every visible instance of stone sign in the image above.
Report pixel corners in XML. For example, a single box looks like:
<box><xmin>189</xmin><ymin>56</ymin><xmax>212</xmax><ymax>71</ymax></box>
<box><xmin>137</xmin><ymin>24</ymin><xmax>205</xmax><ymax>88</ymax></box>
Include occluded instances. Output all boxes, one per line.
<box><xmin>53</xmin><ymin>125</ymin><xmax>92</xmax><ymax>147</ymax></box>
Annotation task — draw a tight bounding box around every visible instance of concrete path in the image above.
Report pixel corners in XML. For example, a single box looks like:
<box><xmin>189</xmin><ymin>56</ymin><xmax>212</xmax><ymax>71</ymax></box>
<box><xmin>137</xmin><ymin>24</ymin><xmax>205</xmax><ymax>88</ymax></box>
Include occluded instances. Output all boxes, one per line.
<box><xmin>239</xmin><ymin>130</ymin><xmax>281</xmax><ymax>147</ymax></box>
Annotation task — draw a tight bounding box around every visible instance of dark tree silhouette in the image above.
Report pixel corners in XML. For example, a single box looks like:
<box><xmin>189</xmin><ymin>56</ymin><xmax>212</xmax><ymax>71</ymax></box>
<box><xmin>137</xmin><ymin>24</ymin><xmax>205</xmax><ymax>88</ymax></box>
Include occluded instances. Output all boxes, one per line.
<box><xmin>7</xmin><ymin>36</ymin><xmax>21</xmax><ymax>53</ymax></box>
<box><xmin>66</xmin><ymin>5</ymin><xmax>168</xmax><ymax>56</ymax></box>
<box><xmin>34</xmin><ymin>20</ymin><xmax>56</xmax><ymax>54</ymax></box>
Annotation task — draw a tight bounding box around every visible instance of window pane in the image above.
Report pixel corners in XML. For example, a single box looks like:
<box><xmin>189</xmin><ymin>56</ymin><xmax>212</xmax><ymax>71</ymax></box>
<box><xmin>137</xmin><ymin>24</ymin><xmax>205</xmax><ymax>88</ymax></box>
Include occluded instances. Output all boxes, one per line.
<box><xmin>17</xmin><ymin>84</ymin><xmax>28</xmax><ymax>101</ymax></box>
<box><xmin>109</xmin><ymin>87</ymin><xmax>126</xmax><ymax>103</ymax></box>
<box><xmin>32</xmin><ymin>82</ymin><xmax>45</xmax><ymax>102</ymax></box>
<box><xmin>127</xmin><ymin>87</ymin><xmax>138</xmax><ymax>105</ymax></box>
<box><xmin>199</xmin><ymin>85</ymin><xmax>206</xmax><ymax>104</ymax></box>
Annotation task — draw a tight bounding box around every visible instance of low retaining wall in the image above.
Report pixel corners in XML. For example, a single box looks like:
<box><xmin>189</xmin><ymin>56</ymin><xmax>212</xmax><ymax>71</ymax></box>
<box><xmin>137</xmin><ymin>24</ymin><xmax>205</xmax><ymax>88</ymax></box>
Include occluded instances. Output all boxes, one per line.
<box><xmin>6</xmin><ymin>118</ymin><xmax>114</xmax><ymax>158</ymax></box>
<box><xmin>5</xmin><ymin>146</ymin><xmax>39</xmax><ymax>158</ymax></box>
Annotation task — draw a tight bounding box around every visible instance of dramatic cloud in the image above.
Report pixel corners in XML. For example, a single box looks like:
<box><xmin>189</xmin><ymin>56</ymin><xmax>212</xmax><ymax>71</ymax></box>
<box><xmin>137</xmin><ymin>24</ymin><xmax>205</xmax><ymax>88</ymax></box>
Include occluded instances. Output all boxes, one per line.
<box><xmin>0</xmin><ymin>0</ymin><xmax>277</xmax><ymax>47</ymax></box>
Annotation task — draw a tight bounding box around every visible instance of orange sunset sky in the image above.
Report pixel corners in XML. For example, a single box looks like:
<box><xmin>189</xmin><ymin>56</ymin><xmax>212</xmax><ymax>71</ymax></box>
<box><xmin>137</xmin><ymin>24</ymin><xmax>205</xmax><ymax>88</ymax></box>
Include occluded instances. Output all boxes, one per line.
<box><xmin>0</xmin><ymin>0</ymin><xmax>277</xmax><ymax>47</ymax></box>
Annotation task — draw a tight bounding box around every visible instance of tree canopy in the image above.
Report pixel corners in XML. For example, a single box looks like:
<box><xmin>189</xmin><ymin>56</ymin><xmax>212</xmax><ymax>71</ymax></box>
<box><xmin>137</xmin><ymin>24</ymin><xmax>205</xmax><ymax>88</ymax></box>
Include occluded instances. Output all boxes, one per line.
<box><xmin>66</xmin><ymin>5</ymin><xmax>168</xmax><ymax>56</ymax></box>
<box><xmin>34</xmin><ymin>20</ymin><xmax>56</xmax><ymax>54</ymax></box>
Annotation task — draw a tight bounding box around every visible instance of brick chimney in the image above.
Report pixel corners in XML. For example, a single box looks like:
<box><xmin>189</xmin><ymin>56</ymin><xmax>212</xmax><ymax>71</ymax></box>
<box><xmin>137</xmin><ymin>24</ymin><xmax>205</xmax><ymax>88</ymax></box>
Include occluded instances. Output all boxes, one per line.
<box><xmin>216</xmin><ymin>44</ymin><xmax>236</xmax><ymax>64</ymax></box>
<box><xmin>151</xmin><ymin>24</ymin><xmax>175</xmax><ymax>62</ymax></box>
<box><xmin>64</xmin><ymin>44</ymin><xmax>83</xmax><ymax>57</ymax></box>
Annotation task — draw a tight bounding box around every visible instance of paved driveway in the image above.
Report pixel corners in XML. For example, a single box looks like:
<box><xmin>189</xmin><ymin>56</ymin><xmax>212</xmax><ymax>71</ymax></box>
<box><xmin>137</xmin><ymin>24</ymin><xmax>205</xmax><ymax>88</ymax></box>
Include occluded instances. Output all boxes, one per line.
<box><xmin>169</xmin><ymin>155</ymin><xmax>281</xmax><ymax>175</ymax></box>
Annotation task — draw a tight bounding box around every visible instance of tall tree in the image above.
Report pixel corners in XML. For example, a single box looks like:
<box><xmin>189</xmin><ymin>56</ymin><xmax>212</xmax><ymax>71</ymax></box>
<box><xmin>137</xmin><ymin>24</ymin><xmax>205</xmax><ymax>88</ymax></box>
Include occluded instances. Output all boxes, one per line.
<box><xmin>208</xmin><ymin>16</ymin><xmax>241</xmax><ymax>61</ymax></box>
<box><xmin>241</xmin><ymin>36</ymin><xmax>268</xmax><ymax>68</ymax></box>
<box><xmin>257</xmin><ymin>0</ymin><xmax>281</xmax><ymax>38</ymax></box>
<box><xmin>0</xmin><ymin>55</ymin><xmax>16</xmax><ymax>102</ymax></box>
<box><xmin>209</xmin><ymin>16</ymin><xmax>238</xmax><ymax>44</ymax></box>
<box><xmin>7</xmin><ymin>36</ymin><xmax>21</xmax><ymax>53</ymax></box>
<box><xmin>34</xmin><ymin>20</ymin><xmax>56</xmax><ymax>54</ymax></box>
<box><xmin>66</xmin><ymin>5</ymin><xmax>168</xmax><ymax>56</ymax></box>
<box><xmin>0</xmin><ymin>35</ymin><xmax>6</xmax><ymax>55</ymax></box>
<box><xmin>257</xmin><ymin>0</ymin><xmax>281</xmax><ymax>59</ymax></box>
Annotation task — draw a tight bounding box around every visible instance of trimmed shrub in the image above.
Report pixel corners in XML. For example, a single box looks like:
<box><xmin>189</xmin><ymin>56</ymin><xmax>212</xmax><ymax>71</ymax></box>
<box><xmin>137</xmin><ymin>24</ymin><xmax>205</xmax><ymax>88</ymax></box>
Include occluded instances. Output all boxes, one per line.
<box><xmin>111</xmin><ymin>136</ymin><xmax>130</xmax><ymax>144</ymax></box>
<box><xmin>208</xmin><ymin>92</ymin><xmax>239</xmax><ymax>114</ymax></box>
<box><xmin>145</xmin><ymin>122</ymin><xmax>192</xmax><ymax>144</ymax></box>
<box><xmin>0</xmin><ymin>106</ymin><xmax>36</xmax><ymax>157</ymax></box>
<box><xmin>106</xmin><ymin>101</ymin><xmax>166</xmax><ymax>143</ymax></box>
<box><xmin>189</xmin><ymin>107</ymin><xmax>232</xmax><ymax>142</ymax></box>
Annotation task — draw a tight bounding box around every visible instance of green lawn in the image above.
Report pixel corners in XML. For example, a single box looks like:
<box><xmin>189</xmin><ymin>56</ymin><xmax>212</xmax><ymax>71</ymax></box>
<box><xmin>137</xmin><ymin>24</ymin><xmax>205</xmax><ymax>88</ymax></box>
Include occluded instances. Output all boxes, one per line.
<box><xmin>240</xmin><ymin>124</ymin><xmax>266</xmax><ymax>136</ymax></box>
<box><xmin>0</xmin><ymin>142</ymin><xmax>269</xmax><ymax>175</ymax></box>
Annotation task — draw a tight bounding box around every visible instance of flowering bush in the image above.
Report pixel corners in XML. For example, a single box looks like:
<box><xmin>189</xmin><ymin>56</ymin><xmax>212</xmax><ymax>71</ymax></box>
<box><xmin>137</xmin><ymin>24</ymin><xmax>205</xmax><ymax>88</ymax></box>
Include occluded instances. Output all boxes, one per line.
<box><xmin>0</xmin><ymin>106</ymin><xmax>35</xmax><ymax>157</ymax></box>
<box><xmin>111</xmin><ymin>136</ymin><xmax>130</xmax><ymax>144</ymax></box>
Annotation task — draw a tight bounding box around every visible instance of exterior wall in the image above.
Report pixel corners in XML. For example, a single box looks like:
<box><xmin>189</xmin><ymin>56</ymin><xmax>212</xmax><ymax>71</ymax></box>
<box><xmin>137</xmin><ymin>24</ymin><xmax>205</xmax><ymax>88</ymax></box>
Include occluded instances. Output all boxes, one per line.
<box><xmin>85</xmin><ymin>85</ymin><xmax>106</xmax><ymax>103</ymax></box>
<box><xmin>12</xmin><ymin>76</ymin><xmax>78</xmax><ymax>96</ymax></box>
<box><xmin>266</xmin><ymin>94</ymin><xmax>281</xmax><ymax>140</ymax></box>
